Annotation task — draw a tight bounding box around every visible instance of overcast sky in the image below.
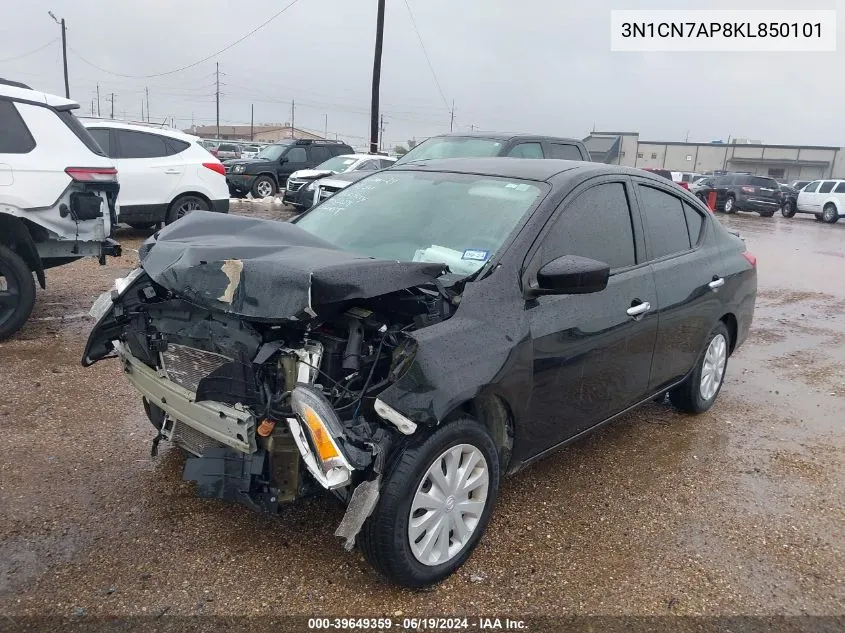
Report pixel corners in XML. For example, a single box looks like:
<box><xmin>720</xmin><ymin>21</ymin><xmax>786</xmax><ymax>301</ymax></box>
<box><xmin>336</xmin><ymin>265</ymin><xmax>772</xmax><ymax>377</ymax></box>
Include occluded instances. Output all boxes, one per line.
<box><xmin>1</xmin><ymin>0</ymin><xmax>841</xmax><ymax>149</ymax></box>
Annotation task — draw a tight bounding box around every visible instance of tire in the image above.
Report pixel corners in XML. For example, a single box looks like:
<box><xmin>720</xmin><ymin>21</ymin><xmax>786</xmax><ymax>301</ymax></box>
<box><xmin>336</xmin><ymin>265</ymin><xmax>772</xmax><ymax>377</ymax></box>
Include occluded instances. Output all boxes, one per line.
<box><xmin>821</xmin><ymin>203</ymin><xmax>839</xmax><ymax>224</ymax></box>
<box><xmin>781</xmin><ymin>201</ymin><xmax>796</xmax><ymax>218</ymax></box>
<box><xmin>669</xmin><ymin>322</ymin><xmax>731</xmax><ymax>414</ymax></box>
<box><xmin>251</xmin><ymin>176</ymin><xmax>277</xmax><ymax>199</ymax></box>
<box><xmin>0</xmin><ymin>244</ymin><xmax>37</xmax><ymax>341</ymax></box>
<box><xmin>723</xmin><ymin>196</ymin><xmax>736</xmax><ymax>214</ymax></box>
<box><xmin>758</xmin><ymin>210</ymin><xmax>775</xmax><ymax>217</ymax></box>
<box><xmin>360</xmin><ymin>418</ymin><xmax>500</xmax><ymax>587</ymax></box>
<box><xmin>165</xmin><ymin>195</ymin><xmax>209</xmax><ymax>225</ymax></box>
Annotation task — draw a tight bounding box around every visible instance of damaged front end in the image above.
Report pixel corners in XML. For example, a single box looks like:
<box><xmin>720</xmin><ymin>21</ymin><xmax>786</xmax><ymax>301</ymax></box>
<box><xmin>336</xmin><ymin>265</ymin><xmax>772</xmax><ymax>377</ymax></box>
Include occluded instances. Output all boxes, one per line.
<box><xmin>83</xmin><ymin>212</ymin><xmax>459</xmax><ymax>546</ymax></box>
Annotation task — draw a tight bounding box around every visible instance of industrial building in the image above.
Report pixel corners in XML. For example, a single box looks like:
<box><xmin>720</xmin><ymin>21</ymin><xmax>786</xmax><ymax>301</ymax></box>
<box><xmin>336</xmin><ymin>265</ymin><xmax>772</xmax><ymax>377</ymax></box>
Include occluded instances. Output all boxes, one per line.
<box><xmin>583</xmin><ymin>132</ymin><xmax>845</xmax><ymax>181</ymax></box>
<box><xmin>186</xmin><ymin>124</ymin><xmax>323</xmax><ymax>142</ymax></box>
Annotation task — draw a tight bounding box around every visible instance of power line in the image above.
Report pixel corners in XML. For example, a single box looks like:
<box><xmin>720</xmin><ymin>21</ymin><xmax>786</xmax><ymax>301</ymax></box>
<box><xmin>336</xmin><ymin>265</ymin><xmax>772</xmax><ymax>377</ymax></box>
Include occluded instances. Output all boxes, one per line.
<box><xmin>0</xmin><ymin>38</ymin><xmax>58</xmax><ymax>63</ymax></box>
<box><xmin>66</xmin><ymin>0</ymin><xmax>303</xmax><ymax>79</ymax></box>
<box><xmin>403</xmin><ymin>0</ymin><xmax>449</xmax><ymax>111</ymax></box>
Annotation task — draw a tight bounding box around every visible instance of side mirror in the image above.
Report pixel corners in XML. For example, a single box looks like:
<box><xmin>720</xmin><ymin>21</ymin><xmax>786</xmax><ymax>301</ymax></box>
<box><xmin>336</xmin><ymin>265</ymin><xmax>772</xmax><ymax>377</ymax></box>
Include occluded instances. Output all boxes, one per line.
<box><xmin>279</xmin><ymin>156</ymin><xmax>288</xmax><ymax>164</ymax></box>
<box><xmin>530</xmin><ymin>255</ymin><xmax>610</xmax><ymax>296</ymax></box>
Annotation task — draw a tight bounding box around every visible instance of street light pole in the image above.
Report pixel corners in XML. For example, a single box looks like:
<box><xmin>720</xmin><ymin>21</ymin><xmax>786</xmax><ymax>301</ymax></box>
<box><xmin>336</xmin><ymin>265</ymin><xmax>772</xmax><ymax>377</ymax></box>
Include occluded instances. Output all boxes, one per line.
<box><xmin>48</xmin><ymin>11</ymin><xmax>69</xmax><ymax>98</ymax></box>
<box><xmin>369</xmin><ymin>0</ymin><xmax>385</xmax><ymax>154</ymax></box>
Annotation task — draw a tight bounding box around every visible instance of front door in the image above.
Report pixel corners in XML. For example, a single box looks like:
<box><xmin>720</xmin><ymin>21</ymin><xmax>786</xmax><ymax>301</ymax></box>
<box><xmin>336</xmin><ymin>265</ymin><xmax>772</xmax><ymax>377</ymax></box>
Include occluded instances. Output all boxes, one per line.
<box><xmin>524</xmin><ymin>178</ymin><xmax>658</xmax><ymax>448</ymax></box>
<box><xmin>278</xmin><ymin>145</ymin><xmax>308</xmax><ymax>187</ymax></box>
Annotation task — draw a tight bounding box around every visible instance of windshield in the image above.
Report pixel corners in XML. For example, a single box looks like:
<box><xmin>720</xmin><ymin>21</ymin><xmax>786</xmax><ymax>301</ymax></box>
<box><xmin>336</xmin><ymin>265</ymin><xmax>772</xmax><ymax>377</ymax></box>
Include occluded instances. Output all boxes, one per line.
<box><xmin>255</xmin><ymin>144</ymin><xmax>290</xmax><ymax>160</ymax></box>
<box><xmin>295</xmin><ymin>171</ymin><xmax>544</xmax><ymax>275</ymax></box>
<box><xmin>316</xmin><ymin>155</ymin><xmax>359</xmax><ymax>172</ymax></box>
<box><xmin>395</xmin><ymin>136</ymin><xmax>504</xmax><ymax>165</ymax></box>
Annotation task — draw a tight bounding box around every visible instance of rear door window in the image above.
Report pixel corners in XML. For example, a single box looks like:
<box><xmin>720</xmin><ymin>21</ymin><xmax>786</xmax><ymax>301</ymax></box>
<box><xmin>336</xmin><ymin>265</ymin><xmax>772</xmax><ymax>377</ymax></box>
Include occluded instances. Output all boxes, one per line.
<box><xmin>506</xmin><ymin>142</ymin><xmax>544</xmax><ymax>158</ymax></box>
<box><xmin>818</xmin><ymin>181</ymin><xmax>835</xmax><ymax>193</ymax></box>
<box><xmin>548</xmin><ymin>143</ymin><xmax>583</xmax><ymax>160</ymax></box>
<box><xmin>115</xmin><ymin>129</ymin><xmax>171</xmax><ymax>159</ymax></box>
<box><xmin>285</xmin><ymin>147</ymin><xmax>307</xmax><ymax>163</ymax></box>
<box><xmin>543</xmin><ymin>182</ymin><xmax>637</xmax><ymax>270</ymax></box>
<box><xmin>637</xmin><ymin>185</ymin><xmax>692</xmax><ymax>259</ymax></box>
<box><xmin>834</xmin><ymin>182</ymin><xmax>845</xmax><ymax>194</ymax></box>
<box><xmin>311</xmin><ymin>146</ymin><xmax>331</xmax><ymax>163</ymax></box>
<box><xmin>0</xmin><ymin>100</ymin><xmax>36</xmax><ymax>153</ymax></box>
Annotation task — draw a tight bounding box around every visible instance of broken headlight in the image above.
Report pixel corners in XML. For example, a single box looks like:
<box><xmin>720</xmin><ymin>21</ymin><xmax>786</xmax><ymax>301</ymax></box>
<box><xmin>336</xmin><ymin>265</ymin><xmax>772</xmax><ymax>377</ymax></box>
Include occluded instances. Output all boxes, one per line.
<box><xmin>89</xmin><ymin>268</ymin><xmax>144</xmax><ymax>321</ymax></box>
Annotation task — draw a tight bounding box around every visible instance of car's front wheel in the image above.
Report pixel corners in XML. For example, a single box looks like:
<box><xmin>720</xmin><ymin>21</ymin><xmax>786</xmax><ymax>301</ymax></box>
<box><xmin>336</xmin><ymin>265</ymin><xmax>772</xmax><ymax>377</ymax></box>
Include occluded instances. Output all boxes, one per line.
<box><xmin>669</xmin><ymin>322</ymin><xmax>730</xmax><ymax>414</ymax></box>
<box><xmin>781</xmin><ymin>201</ymin><xmax>796</xmax><ymax>218</ymax></box>
<box><xmin>360</xmin><ymin>418</ymin><xmax>500</xmax><ymax>587</ymax></box>
<box><xmin>251</xmin><ymin>176</ymin><xmax>277</xmax><ymax>198</ymax></box>
<box><xmin>723</xmin><ymin>196</ymin><xmax>736</xmax><ymax>213</ymax></box>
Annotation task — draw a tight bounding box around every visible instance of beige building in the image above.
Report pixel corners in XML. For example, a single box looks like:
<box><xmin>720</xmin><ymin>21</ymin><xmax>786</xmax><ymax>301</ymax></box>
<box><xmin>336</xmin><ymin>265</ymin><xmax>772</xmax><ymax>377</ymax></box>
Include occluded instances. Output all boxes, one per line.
<box><xmin>584</xmin><ymin>132</ymin><xmax>844</xmax><ymax>181</ymax></box>
<box><xmin>186</xmin><ymin>124</ymin><xmax>323</xmax><ymax>143</ymax></box>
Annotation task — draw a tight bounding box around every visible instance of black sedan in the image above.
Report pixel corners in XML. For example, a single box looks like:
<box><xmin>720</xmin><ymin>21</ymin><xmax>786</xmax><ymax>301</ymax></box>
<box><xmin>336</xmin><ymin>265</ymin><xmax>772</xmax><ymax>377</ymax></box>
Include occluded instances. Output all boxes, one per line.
<box><xmin>83</xmin><ymin>159</ymin><xmax>757</xmax><ymax>588</ymax></box>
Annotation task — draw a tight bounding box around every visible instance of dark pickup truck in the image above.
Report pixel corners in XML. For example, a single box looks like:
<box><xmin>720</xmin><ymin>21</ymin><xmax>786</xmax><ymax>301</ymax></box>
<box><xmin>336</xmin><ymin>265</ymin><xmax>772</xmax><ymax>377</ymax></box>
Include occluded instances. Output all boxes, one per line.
<box><xmin>394</xmin><ymin>132</ymin><xmax>591</xmax><ymax>165</ymax></box>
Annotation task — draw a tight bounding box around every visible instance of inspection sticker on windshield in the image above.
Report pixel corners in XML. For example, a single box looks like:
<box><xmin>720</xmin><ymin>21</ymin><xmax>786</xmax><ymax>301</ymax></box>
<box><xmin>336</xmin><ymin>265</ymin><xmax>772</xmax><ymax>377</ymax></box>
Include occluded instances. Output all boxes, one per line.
<box><xmin>462</xmin><ymin>249</ymin><xmax>490</xmax><ymax>262</ymax></box>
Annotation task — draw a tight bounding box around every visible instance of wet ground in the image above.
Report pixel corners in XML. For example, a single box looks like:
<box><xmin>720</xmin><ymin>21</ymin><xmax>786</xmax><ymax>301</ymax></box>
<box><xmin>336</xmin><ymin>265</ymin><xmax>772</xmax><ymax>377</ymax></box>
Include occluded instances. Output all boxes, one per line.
<box><xmin>0</xmin><ymin>203</ymin><xmax>843</xmax><ymax>621</ymax></box>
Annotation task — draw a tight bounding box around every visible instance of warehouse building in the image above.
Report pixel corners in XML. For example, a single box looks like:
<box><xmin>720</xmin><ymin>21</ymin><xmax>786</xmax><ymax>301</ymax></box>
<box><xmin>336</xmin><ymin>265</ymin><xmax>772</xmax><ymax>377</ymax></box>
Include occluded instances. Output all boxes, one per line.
<box><xmin>584</xmin><ymin>132</ymin><xmax>845</xmax><ymax>181</ymax></box>
<box><xmin>186</xmin><ymin>124</ymin><xmax>323</xmax><ymax>142</ymax></box>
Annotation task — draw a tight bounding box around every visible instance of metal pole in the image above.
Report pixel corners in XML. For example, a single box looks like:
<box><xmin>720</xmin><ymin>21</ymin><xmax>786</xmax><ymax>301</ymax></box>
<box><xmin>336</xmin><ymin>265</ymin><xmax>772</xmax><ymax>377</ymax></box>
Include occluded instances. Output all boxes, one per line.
<box><xmin>60</xmin><ymin>19</ymin><xmax>69</xmax><ymax>98</ymax></box>
<box><xmin>290</xmin><ymin>99</ymin><xmax>295</xmax><ymax>138</ymax></box>
<box><xmin>369</xmin><ymin>0</ymin><xmax>385</xmax><ymax>153</ymax></box>
<box><xmin>215</xmin><ymin>62</ymin><xmax>220</xmax><ymax>138</ymax></box>
<box><xmin>109</xmin><ymin>93</ymin><xmax>114</xmax><ymax>119</ymax></box>
<box><xmin>96</xmin><ymin>84</ymin><xmax>100</xmax><ymax>117</ymax></box>
<box><xmin>250</xmin><ymin>104</ymin><xmax>254</xmax><ymax>141</ymax></box>
<box><xmin>324</xmin><ymin>113</ymin><xmax>327</xmax><ymax>139</ymax></box>
<box><xmin>450</xmin><ymin>99</ymin><xmax>454</xmax><ymax>132</ymax></box>
<box><xmin>145</xmin><ymin>87</ymin><xmax>150</xmax><ymax>123</ymax></box>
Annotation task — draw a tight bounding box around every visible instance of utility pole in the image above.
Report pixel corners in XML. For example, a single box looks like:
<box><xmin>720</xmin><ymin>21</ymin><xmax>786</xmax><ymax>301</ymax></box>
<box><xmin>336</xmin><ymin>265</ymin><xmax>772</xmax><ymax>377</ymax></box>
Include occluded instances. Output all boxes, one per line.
<box><xmin>48</xmin><ymin>12</ymin><xmax>69</xmax><ymax>97</ymax></box>
<box><xmin>250</xmin><ymin>104</ymin><xmax>254</xmax><ymax>141</ymax></box>
<box><xmin>290</xmin><ymin>99</ymin><xmax>295</xmax><ymax>138</ymax></box>
<box><xmin>145</xmin><ymin>87</ymin><xmax>150</xmax><ymax>123</ymax></box>
<box><xmin>215</xmin><ymin>62</ymin><xmax>220</xmax><ymax>138</ymax></box>
<box><xmin>96</xmin><ymin>84</ymin><xmax>100</xmax><ymax>117</ymax></box>
<box><xmin>108</xmin><ymin>93</ymin><xmax>114</xmax><ymax>119</ymax></box>
<box><xmin>369</xmin><ymin>0</ymin><xmax>386</xmax><ymax>153</ymax></box>
<box><xmin>450</xmin><ymin>99</ymin><xmax>455</xmax><ymax>132</ymax></box>
<box><xmin>90</xmin><ymin>100</ymin><xmax>94</xmax><ymax>115</ymax></box>
<box><xmin>379</xmin><ymin>113</ymin><xmax>386</xmax><ymax>152</ymax></box>
<box><xmin>140</xmin><ymin>99</ymin><xmax>144</xmax><ymax>121</ymax></box>
<box><xmin>323</xmin><ymin>113</ymin><xmax>328</xmax><ymax>139</ymax></box>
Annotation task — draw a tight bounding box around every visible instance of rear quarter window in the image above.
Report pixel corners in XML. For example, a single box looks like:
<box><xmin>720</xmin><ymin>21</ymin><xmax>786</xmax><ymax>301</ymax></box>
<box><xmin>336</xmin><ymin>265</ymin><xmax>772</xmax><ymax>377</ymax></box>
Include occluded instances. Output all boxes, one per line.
<box><xmin>834</xmin><ymin>182</ymin><xmax>845</xmax><ymax>194</ymax></box>
<box><xmin>164</xmin><ymin>137</ymin><xmax>190</xmax><ymax>154</ymax></box>
<box><xmin>0</xmin><ymin>99</ymin><xmax>36</xmax><ymax>153</ymax></box>
<box><xmin>57</xmin><ymin>109</ymin><xmax>105</xmax><ymax>156</ymax></box>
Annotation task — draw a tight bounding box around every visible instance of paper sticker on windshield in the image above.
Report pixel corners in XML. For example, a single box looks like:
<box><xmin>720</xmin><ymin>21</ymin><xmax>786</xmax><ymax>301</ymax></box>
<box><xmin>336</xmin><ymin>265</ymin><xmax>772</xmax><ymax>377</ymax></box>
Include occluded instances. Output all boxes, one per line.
<box><xmin>462</xmin><ymin>249</ymin><xmax>490</xmax><ymax>262</ymax></box>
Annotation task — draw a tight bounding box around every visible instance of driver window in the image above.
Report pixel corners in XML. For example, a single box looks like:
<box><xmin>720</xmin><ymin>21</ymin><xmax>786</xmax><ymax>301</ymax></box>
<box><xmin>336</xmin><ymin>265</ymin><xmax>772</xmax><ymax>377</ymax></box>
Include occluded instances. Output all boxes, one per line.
<box><xmin>540</xmin><ymin>182</ymin><xmax>637</xmax><ymax>270</ymax></box>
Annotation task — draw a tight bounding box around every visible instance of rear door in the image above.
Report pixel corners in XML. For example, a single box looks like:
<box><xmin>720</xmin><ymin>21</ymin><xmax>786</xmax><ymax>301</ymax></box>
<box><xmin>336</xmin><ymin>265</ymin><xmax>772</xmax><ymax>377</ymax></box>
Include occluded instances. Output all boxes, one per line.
<box><xmin>524</xmin><ymin>177</ymin><xmax>658</xmax><ymax>446</ymax></box>
<box><xmin>111</xmin><ymin>128</ymin><xmax>186</xmax><ymax>214</ymax></box>
<box><xmin>309</xmin><ymin>145</ymin><xmax>331</xmax><ymax>167</ymax></box>
<box><xmin>798</xmin><ymin>180</ymin><xmax>821</xmax><ymax>213</ymax></box>
<box><xmin>815</xmin><ymin>180</ymin><xmax>836</xmax><ymax>213</ymax></box>
<box><xmin>631</xmin><ymin>179</ymin><xmax>724</xmax><ymax>391</ymax></box>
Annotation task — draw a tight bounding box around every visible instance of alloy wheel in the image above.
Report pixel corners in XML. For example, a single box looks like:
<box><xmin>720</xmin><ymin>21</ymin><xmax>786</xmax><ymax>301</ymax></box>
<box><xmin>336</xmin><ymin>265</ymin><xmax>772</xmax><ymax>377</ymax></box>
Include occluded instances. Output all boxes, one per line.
<box><xmin>408</xmin><ymin>444</ymin><xmax>489</xmax><ymax>567</ymax></box>
<box><xmin>700</xmin><ymin>333</ymin><xmax>727</xmax><ymax>401</ymax></box>
<box><xmin>256</xmin><ymin>180</ymin><xmax>274</xmax><ymax>198</ymax></box>
<box><xmin>823</xmin><ymin>205</ymin><xmax>837</xmax><ymax>223</ymax></box>
<box><xmin>176</xmin><ymin>198</ymin><xmax>203</xmax><ymax>220</ymax></box>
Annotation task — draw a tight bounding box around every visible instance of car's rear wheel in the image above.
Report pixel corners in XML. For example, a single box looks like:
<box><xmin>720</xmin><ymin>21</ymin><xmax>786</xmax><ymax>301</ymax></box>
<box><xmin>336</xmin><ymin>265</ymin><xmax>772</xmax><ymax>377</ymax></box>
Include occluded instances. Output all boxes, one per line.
<box><xmin>723</xmin><ymin>196</ymin><xmax>736</xmax><ymax>213</ymax></box>
<box><xmin>252</xmin><ymin>176</ymin><xmax>276</xmax><ymax>198</ymax></box>
<box><xmin>166</xmin><ymin>195</ymin><xmax>209</xmax><ymax>225</ymax></box>
<box><xmin>0</xmin><ymin>244</ymin><xmax>36</xmax><ymax>341</ymax></box>
<box><xmin>669</xmin><ymin>322</ymin><xmax>730</xmax><ymax>414</ymax></box>
<box><xmin>781</xmin><ymin>201</ymin><xmax>796</xmax><ymax>218</ymax></box>
<box><xmin>822</xmin><ymin>203</ymin><xmax>839</xmax><ymax>224</ymax></box>
<box><xmin>360</xmin><ymin>418</ymin><xmax>500</xmax><ymax>587</ymax></box>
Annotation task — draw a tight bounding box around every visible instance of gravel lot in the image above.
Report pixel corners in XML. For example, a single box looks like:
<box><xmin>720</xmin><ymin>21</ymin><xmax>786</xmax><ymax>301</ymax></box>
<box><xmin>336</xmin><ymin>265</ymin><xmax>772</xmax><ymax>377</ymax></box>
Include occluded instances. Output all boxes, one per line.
<box><xmin>1</xmin><ymin>202</ymin><xmax>843</xmax><ymax>624</ymax></box>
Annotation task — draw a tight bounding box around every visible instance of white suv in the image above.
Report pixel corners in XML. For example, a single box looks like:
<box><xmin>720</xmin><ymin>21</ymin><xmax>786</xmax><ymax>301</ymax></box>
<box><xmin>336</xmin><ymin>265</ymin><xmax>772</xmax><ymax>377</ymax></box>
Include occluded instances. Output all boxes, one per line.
<box><xmin>0</xmin><ymin>78</ymin><xmax>121</xmax><ymax>340</ymax></box>
<box><xmin>796</xmin><ymin>179</ymin><xmax>845</xmax><ymax>224</ymax></box>
<box><xmin>82</xmin><ymin>120</ymin><xmax>229</xmax><ymax>228</ymax></box>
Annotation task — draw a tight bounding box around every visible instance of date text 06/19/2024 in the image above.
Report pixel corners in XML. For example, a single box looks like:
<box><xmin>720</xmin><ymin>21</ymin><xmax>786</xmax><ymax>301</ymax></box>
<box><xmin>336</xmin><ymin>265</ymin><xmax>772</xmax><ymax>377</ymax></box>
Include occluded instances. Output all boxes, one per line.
<box><xmin>307</xmin><ymin>617</ymin><xmax>528</xmax><ymax>630</ymax></box>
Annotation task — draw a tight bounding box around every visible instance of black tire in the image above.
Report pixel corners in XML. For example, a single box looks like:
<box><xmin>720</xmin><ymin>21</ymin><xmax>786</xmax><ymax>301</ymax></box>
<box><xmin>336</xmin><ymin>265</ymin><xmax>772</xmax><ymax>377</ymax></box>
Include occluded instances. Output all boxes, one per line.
<box><xmin>165</xmin><ymin>195</ymin><xmax>209</xmax><ymax>225</ymax></box>
<box><xmin>669</xmin><ymin>322</ymin><xmax>731</xmax><ymax>414</ymax></box>
<box><xmin>781</xmin><ymin>201</ymin><xmax>796</xmax><ymax>218</ymax></box>
<box><xmin>0</xmin><ymin>244</ymin><xmax>37</xmax><ymax>341</ymax></box>
<box><xmin>723</xmin><ymin>196</ymin><xmax>736</xmax><ymax>214</ymax></box>
<box><xmin>821</xmin><ymin>203</ymin><xmax>839</xmax><ymax>224</ymax></box>
<box><xmin>758</xmin><ymin>210</ymin><xmax>775</xmax><ymax>217</ymax></box>
<box><xmin>251</xmin><ymin>175</ymin><xmax>277</xmax><ymax>199</ymax></box>
<box><xmin>360</xmin><ymin>418</ymin><xmax>500</xmax><ymax>587</ymax></box>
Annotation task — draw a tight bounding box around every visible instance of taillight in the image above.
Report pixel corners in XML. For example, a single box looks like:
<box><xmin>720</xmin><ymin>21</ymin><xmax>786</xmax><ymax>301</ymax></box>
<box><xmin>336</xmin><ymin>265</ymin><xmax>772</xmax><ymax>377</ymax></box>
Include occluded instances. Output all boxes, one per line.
<box><xmin>679</xmin><ymin>182</ymin><xmax>689</xmax><ymax>189</ymax></box>
<box><xmin>65</xmin><ymin>167</ymin><xmax>118</xmax><ymax>183</ymax></box>
<box><xmin>203</xmin><ymin>162</ymin><xmax>225</xmax><ymax>176</ymax></box>
<box><xmin>741</xmin><ymin>186</ymin><xmax>755</xmax><ymax>193</ymax></box>
<box><xmin>742</xmin><ymin>251</ymin><xmax>757</xmax><ymax>267</ymax></box>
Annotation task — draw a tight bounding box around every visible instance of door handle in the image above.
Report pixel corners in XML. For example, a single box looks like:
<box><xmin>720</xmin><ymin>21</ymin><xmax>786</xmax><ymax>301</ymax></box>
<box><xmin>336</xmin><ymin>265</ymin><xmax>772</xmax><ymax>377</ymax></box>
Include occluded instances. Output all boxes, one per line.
<box><xmin>163</xmin><ymin>168</ymin><xmax>181</xmax><ymax>175</ymax></box>
<box><xmin>708</xmin><ymin>277</ymin><xmax>725</xmax><ymax>291</ymax></box>
<box><xmin>626</xmin><ymin>301</ymin><xmax>651</xmax><ymax>318</ymax></box>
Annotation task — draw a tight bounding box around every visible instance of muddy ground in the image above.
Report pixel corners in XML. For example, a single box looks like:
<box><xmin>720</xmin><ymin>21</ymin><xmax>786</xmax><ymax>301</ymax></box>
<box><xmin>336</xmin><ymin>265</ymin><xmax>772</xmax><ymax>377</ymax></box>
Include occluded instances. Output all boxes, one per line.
<box><xmin>0</xmin><ymin>203</ymin><xmax>843</xmax><ymax>623</ymax></box>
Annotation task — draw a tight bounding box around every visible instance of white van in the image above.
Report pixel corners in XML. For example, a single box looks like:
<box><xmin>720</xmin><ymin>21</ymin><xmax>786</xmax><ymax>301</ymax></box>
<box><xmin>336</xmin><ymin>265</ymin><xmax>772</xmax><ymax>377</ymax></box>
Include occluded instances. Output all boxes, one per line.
<box><xmin>796</xmin><ymin>180</ymin><xmax>845</xmax><ymax>224</ymax></box>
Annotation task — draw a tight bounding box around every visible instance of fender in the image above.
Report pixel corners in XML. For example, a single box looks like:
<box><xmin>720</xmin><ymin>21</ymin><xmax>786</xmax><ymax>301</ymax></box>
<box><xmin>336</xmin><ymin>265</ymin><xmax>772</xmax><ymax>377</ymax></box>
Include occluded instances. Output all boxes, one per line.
<box><xmin>0</xmin><ymin>214</ymin><xmax>45</xmax><ymax>288</ymax></box>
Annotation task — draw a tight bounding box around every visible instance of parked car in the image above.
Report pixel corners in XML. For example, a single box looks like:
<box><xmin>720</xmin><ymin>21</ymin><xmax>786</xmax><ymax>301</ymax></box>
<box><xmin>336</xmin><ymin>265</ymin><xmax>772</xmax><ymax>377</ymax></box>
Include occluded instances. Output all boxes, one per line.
<box><xmin>780</xmin><ymin>180</ymin><xmax>812</xmax><ymax>218</ymax></box>
<box><xmin>224</xmin><ymin>139</ymin><xmax>354</xmax><ymax>198</ymax></box>
<box><xmin>711</xmin><ymin>173</ymin><xmax>781</xmax><ymax>216</ymax></box>
<box><xmin>394</xmin><ymin>132</ymin><xmax>590</xmax><ymax>164</ymax></box>
<box><xmin>199</xmin><ymin>139</ymin><xmax>219</xmax><ymax>154</ymax></box>
<box><xmin>83</xmin><ymin>159</ymin><xmax>756</xmax><ymax>587</ymax></box>
<box><xmin>641</xmin><ymin>168</ymin><xmax>692</xmax><ymax>190</ymax></box>
<box><xmin>214</xmin><ymin>143</ymin><xmax>241</xmax><ymax>160</ymax></box>
<box><xmin>283</xmin><ymin>154</ymin><xmax>397</xmax><ymax>210</ymax></box>
<box><xmin>311</xmin><ymin>170</ymin><xmax>372</xmax><ymax>206</ymax></box>
<box><xmin>83</xmin><ymin>120</ymin><xmax>229</xmax><ymax>228</ymax></box>
<box><xmin>0</xmin><ymin>78</ymin><xmax>121</xmax><ymax>340</ymax></box>
<box><xmin>689</xmin><ymin>176</ymin><xmax>716</xmax><ymax>201</ymax></box>
<box><xmin>239</xmin><ymin>144</ymin><xmax>261</xmax><ymax>159</ymax></box>
<box><xmin>795</xmin><ymin>179</ymin><xmax>845</xmax><ymax>223</ymax></box>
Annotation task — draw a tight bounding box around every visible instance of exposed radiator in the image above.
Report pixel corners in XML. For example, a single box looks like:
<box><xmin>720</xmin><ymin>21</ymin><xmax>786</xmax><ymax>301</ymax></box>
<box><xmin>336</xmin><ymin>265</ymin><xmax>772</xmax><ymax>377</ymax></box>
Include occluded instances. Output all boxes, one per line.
<box><xmin>160</xmin><ymin>344</ymin><xmax>232</xmax><ymax>393</ymax></box>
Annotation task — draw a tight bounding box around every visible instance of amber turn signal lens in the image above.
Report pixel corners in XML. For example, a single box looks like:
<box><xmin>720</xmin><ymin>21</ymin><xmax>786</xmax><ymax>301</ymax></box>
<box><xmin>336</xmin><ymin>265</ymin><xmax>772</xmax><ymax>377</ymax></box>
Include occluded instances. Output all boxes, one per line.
<box><xmin>302</xmin><ymin>406</ymin><xmax>340</xmax><ymax>462</ymax></box>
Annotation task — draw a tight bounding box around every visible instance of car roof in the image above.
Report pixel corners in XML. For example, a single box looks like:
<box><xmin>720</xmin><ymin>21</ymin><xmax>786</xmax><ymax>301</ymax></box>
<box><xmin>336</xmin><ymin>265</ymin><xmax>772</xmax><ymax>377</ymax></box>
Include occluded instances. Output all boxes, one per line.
<box><xmin>423</xmin><ymin>131</ymin><xmax>583</xmax><ymax>143</ymax></box>
<box><xmin>0</xmin><ymin>78</ymin><xmax>78</xmax><ymax>109</ymax></box>
<box><xmin>393</xmin><ymin>157</ymin><xmax>605</xmax><ymax>181</ymax></box>
<box><xmin>80</xmin><ymin>118</ymin><xmax>200</xmax><ymax>142</ymax></box>
<box><xmin>335</xmin><ymin>153</ymin><xmax>397</xmax><ymax>161</ymax></box>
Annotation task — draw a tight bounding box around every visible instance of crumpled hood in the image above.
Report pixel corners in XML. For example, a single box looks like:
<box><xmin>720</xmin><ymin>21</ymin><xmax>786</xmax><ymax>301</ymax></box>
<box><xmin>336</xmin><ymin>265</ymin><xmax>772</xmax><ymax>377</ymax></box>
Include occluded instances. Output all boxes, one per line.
<box><xmin>138</xmin><ymin>211</ymin><xmax>446</xmax><ymax>321</ymax></box>
<box><xmin>290</xmin><ymin>168</ymin><xmax>334</xmax><ymax>180</ymax></box>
